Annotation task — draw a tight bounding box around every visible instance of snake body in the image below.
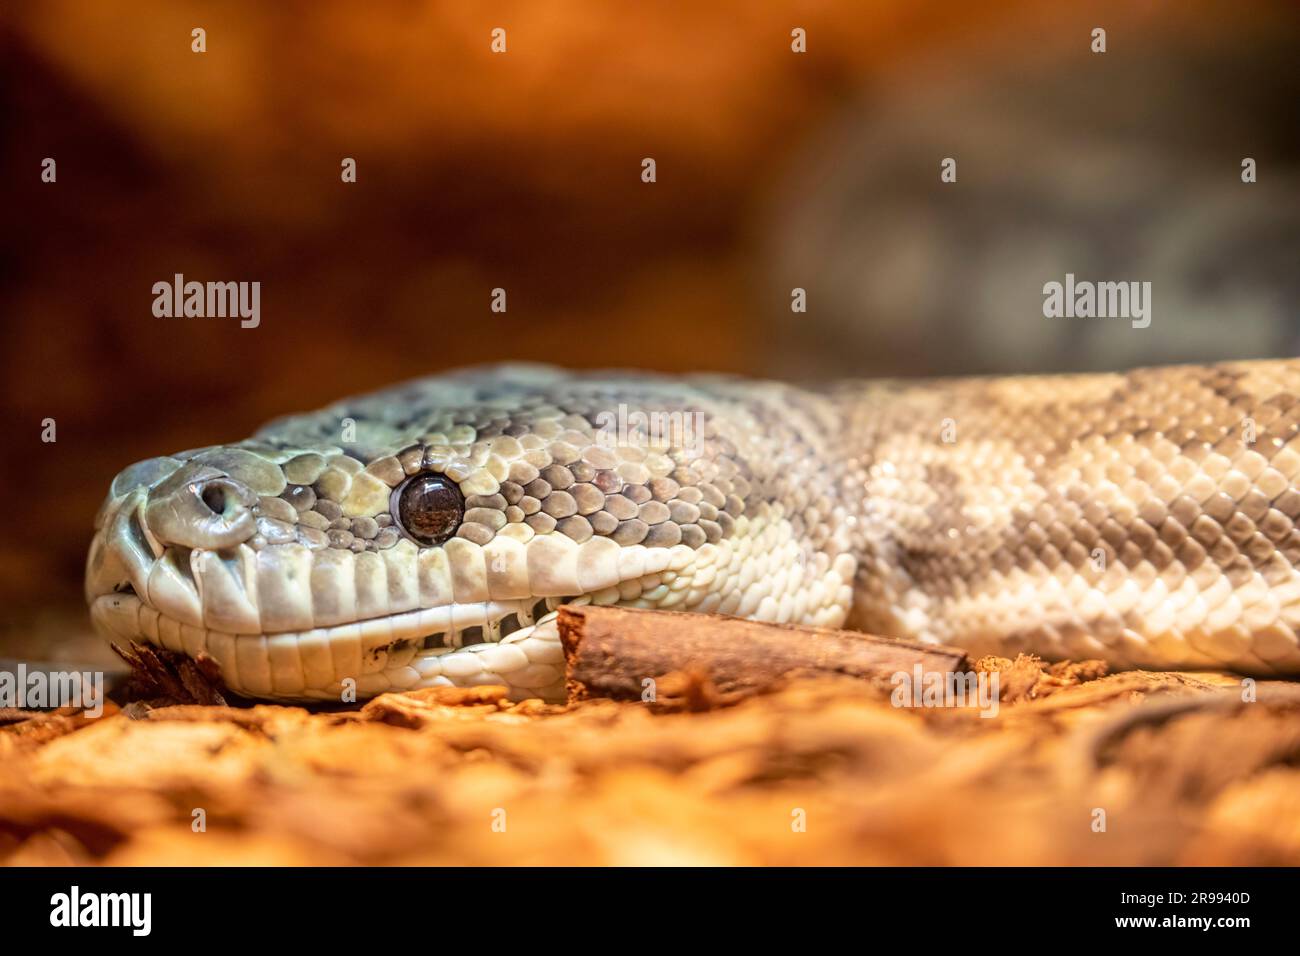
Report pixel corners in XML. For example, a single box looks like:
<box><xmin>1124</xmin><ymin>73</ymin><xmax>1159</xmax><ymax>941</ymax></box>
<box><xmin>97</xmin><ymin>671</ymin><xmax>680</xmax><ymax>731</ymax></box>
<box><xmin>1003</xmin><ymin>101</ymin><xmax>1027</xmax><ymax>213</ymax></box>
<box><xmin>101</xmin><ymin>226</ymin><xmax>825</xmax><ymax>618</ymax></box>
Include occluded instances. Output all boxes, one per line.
<box><xmin>85</xmin><ymin>361</ymin><xmax>1300</xmax><ymax>701</ymax></box>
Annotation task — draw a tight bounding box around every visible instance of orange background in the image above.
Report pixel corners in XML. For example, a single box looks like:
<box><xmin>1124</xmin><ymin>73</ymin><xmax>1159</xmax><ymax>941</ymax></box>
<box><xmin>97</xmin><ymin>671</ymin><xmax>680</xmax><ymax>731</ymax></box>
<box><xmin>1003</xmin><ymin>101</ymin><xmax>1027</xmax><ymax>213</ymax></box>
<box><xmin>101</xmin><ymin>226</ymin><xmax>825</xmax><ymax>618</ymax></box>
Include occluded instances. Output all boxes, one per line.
<box><xmin>1</xmin><ymin>0</ymin><xmax>1296</xmax><ymax>621</ymax></box>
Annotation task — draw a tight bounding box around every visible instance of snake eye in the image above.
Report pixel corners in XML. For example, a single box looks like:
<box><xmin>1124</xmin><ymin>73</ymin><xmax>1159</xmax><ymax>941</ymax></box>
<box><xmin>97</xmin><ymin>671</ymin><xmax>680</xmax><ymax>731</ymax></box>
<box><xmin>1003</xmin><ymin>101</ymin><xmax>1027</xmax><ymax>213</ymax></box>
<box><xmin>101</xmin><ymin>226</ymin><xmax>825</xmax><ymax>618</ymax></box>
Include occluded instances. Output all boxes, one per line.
<box><xmin>393</xmin><ymin>473</ymin><xmax>464</xmax><ymax>546</ymax></box>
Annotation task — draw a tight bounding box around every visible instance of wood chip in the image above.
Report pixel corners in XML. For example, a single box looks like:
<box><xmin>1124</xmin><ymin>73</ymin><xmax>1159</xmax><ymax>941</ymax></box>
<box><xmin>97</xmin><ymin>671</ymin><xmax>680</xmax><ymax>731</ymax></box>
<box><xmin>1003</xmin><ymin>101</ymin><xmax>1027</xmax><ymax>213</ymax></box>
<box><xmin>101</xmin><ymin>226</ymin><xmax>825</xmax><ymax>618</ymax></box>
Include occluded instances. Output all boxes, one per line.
<box><xmin>559</xmin><ymin>605</ymin><xmax>968</xmax><ymax>705</ymax></box>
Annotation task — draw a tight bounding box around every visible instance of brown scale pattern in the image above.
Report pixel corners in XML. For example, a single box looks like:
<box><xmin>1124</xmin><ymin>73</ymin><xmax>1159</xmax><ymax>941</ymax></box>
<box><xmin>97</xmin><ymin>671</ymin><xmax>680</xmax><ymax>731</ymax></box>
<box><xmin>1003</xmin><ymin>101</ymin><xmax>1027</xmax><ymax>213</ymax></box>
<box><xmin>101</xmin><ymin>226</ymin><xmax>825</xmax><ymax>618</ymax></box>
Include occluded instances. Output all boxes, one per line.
<box><xmin>837</xmin><ymin>360</ymin><xmax>1300</xmax><ymax>674</ymax></box>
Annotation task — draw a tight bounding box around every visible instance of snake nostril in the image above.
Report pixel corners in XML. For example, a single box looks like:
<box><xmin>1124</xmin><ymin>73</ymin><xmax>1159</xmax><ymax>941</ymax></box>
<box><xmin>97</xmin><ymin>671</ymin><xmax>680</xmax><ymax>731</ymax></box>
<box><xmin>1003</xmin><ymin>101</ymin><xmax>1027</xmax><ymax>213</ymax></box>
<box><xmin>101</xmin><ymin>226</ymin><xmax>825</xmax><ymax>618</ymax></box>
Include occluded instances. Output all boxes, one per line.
<box><xmin>200</xmin><ymin>484</ymin><xmax>225</xmax><ymax>515</ymax></box>
<box><xmin>144</xmin><ymin>473</ymin><xmax>258</xmax><ymax>550</ymax></box>
<box><xmin>197</xmin><ymin>478</ymin><xmax>243</xmax><ymax>517</ymax></box>
<box><xmin>198</xmin><ymin>481</ymin><xmax>227</xmax><ymax>512</ymax></box>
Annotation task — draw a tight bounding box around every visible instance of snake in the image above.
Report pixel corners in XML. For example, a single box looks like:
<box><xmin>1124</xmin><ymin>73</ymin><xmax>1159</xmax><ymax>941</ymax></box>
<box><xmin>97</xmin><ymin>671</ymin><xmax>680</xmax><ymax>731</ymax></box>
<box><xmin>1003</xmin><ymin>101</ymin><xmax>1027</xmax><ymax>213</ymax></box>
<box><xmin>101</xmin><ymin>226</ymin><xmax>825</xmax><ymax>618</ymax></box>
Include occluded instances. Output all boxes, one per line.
<box><xmin>84</xmin><ymin>360</ymin><xmax>1300</xmax><ymax>702</ymax></box>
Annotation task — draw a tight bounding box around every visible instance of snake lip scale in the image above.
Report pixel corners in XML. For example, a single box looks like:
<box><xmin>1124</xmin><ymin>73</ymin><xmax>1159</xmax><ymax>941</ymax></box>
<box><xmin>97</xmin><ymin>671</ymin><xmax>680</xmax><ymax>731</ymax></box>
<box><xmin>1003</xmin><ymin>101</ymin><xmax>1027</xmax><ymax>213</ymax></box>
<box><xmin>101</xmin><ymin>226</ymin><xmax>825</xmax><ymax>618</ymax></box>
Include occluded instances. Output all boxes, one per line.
<box><xmin>85</xmin><ymin>361</ymin><xmax>1300</xmax><ymax>702</ymax></box>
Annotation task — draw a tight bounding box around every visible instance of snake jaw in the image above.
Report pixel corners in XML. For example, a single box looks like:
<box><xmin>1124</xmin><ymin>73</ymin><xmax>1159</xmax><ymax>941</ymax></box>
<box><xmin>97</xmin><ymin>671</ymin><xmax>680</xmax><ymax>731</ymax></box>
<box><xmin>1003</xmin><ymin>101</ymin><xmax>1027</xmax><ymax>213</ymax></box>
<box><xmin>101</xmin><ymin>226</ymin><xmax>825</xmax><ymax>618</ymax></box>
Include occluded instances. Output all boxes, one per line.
<box><xmin>89</xmin><ymin>590</ymin><xmax>574</xmax><ymax>701</ymax></box>
<box><xmin>85</xmin><ymin>466</ymin><xmax>581</xmax><ymax>701</ymax></box>
<box><xmin>84</xmin><ymin>452</ymin><xmax>621</xmax><ymax>701</ymax></box>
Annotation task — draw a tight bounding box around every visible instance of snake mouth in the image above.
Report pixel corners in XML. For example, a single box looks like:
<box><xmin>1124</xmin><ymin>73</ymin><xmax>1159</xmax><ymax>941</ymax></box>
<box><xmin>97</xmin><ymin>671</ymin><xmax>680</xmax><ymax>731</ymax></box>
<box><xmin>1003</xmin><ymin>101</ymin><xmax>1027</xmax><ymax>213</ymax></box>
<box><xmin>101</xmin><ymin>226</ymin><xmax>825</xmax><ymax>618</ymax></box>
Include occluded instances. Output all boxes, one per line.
<box><xmin>90</xmin><ymin>592</ymin><xmax>577</xmax><ymax>701</ymax></box>
<box><xmin>85</xmin><ymin>490</ymin><xmax>584</xmax><ymax>701</ymax></box>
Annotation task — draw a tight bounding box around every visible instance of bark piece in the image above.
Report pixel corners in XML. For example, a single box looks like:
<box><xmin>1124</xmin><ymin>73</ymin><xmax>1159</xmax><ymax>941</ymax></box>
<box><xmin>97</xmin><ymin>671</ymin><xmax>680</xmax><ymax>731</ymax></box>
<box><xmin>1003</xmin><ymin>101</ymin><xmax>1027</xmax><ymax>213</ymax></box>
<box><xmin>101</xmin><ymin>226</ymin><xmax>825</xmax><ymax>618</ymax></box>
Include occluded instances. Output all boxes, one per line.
<box><xmin>558</xmin><ymin>605</ymin><xmax>967</xmax><ymax>704</ymax></box>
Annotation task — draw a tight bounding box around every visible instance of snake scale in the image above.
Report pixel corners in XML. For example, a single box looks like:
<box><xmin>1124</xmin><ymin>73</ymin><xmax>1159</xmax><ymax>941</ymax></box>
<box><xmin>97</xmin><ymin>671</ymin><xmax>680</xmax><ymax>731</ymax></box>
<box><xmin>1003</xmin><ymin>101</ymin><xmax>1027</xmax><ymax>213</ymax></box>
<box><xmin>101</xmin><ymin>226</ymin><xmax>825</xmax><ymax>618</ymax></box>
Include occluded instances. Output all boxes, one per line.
<box><xmin>85</xmin><ymin>361</ymin><xmax>1300</xmax><ymax>701</ymax></box>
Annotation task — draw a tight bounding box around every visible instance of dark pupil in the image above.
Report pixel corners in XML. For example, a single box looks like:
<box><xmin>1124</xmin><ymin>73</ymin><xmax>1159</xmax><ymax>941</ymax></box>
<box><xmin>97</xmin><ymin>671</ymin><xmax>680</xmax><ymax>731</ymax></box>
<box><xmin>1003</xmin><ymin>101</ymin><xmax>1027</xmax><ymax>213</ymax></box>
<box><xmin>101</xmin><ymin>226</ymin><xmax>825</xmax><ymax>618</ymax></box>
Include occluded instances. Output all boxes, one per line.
<box><xmin>396</xmin><ymin>474</ymin><xmax>464</xmax><ymax>545</ymax></box>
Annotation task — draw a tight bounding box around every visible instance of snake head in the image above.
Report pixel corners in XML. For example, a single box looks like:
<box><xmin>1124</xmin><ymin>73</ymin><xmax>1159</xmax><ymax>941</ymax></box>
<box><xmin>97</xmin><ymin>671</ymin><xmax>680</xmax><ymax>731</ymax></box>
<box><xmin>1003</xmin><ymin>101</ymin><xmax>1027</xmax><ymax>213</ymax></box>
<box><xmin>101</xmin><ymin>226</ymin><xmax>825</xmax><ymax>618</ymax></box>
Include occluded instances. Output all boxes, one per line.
<box><xmin>86</xmin><ymin>367</ymin><xmax>856</xmax><ymax>702</ymax></box>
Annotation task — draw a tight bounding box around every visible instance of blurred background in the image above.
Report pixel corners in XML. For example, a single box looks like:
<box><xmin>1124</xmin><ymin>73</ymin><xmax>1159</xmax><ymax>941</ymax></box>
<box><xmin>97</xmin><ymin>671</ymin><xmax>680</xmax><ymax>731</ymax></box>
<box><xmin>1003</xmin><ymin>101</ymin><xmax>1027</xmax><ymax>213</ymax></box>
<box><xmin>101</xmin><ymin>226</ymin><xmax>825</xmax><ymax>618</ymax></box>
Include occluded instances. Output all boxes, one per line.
<box><xmin>1</xmin><ymin>0</ymin><xmax>1297</xmax><ymax>643</ymax></box>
